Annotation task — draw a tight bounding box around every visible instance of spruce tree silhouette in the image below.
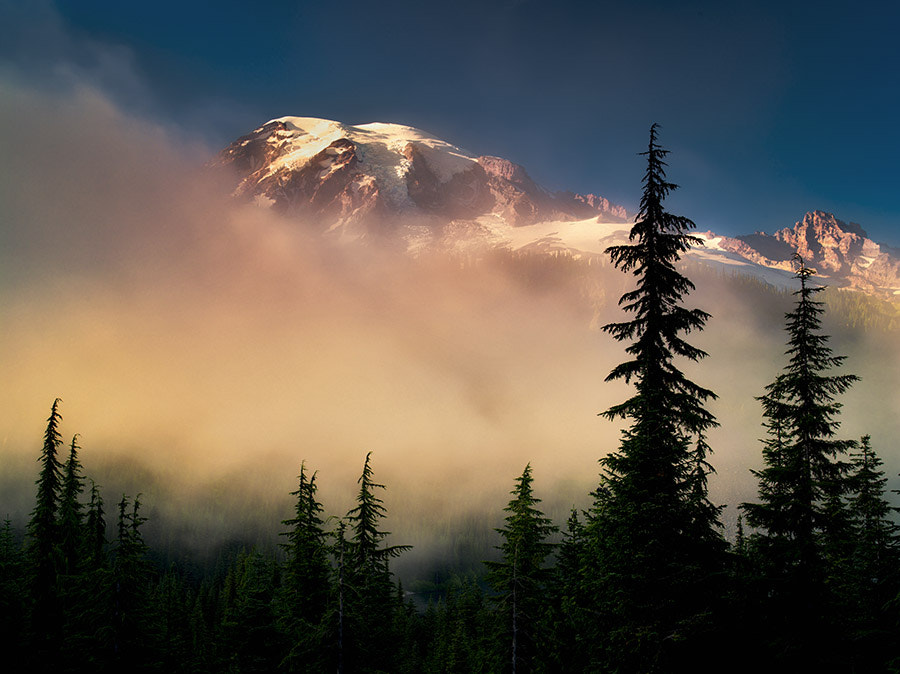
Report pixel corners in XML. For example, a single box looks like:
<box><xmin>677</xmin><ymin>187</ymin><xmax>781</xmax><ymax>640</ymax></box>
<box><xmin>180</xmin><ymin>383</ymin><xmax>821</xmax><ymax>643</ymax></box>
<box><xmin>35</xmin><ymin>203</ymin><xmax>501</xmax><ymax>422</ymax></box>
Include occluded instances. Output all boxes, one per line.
<box><xmin>741</xmin><ymin>254</ymin><xmax>859</xmax><ymax>666</ymax></box>
<box><xmin>585</xmin><ymin>124</ymin><xmax>723</xmax><ymax>670</ymax></box>
<box><xmin>485</xmin><ymin>464</ymin><xmax>556</xmax><ymax>674</ymax></box>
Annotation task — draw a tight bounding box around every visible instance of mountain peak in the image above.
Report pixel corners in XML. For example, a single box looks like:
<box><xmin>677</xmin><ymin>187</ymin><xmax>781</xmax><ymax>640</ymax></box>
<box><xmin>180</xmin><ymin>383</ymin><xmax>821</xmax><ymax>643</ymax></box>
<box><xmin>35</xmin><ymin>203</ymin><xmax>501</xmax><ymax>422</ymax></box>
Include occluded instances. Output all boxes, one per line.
<box><xmin>210</xmin><ymin>120</ymin><xmax>898</xmax><ymax>299</ymax></box>
<box><xmin>712</xmin><ymin>210</ymin><xmax>900</xmax><ymax>297</ymax></box>
<box><xmin>211</xmin><ymin>115</ymin><xmax>630</xmax><ymax>238</ymax></box>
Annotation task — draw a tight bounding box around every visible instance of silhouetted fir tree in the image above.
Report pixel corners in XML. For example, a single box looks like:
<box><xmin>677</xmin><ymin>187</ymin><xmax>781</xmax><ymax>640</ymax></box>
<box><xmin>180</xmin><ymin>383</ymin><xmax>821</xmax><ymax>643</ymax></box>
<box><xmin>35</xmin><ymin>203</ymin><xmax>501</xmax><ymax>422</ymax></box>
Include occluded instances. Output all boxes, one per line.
<box><xmin>26</xmin><ymin>397</ymin><xmax>66</xmax><ymax>666</ymax></box>
<box><xmin>58</xmin><ymin>434</ymin><xmax>86</xmax><ymax>575</ymax></box>
<box><xmin>485</xmin><ymin>464</ymin><xmax>556</xmax><ymax>674</ymax></box>
<box><xmin>56</xmin><ymin>435</ymin><xmax>108</xmax><ymax>671</ymax></box>
<box><xmin>585</xmin><ymin>124</ymin><xmax>724</xmax><ymax>670</ymax></box>
<box><xmin>85</xmin><ymin>480</ymin><xmax>107</xmax><ymax>569</ymax></box>
<box><xmin>111</xmin><ymin>494</ymin><xmax>156</xmax><ymax>671</ymax></box>
<box><xmin>849</xmin><ymin>436</ymin><xmax>898</xmax><ymax>585</ymax></box>
<box><xmin>54</xmin><ymin>476</ymin><xmax>117</xmax><ymax>672</ymax></box>
<box><xmin>343</xmin><ymin>452</ymin><xmax>410</xmax><ymax>672</ymax></box>
<box><xmin>547</xmin><ymin>509</ymin><xmax>590</xmax><ymax>673</ymax></box>
<box><xmin>277</xmin><ymin>463</ymin><xmax>331</xmax><ymax>673</ymax></box>
<box><xmin>740</xmin><ymin>257</ymin><xmax>859</xmax><ymax>667</ymax></box>
<box><xmin>844</xmin><ymin>435</ymin><xmax>900</xmax><ymax>666</ymax></box>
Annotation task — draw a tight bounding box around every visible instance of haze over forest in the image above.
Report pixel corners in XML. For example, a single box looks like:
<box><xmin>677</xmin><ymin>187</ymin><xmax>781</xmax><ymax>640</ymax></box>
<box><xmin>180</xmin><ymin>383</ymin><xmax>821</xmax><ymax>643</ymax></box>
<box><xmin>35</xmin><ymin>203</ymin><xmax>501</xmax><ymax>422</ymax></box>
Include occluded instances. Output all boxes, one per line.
<box><xmin>2</xmin><ymin>1</ymin><xmax>900</xmax><ymax>581</ymax></box>
<box><xmin>1</xmin><ymin>68</ymin><xmax>899</xmax><ymax>580</ymax></box>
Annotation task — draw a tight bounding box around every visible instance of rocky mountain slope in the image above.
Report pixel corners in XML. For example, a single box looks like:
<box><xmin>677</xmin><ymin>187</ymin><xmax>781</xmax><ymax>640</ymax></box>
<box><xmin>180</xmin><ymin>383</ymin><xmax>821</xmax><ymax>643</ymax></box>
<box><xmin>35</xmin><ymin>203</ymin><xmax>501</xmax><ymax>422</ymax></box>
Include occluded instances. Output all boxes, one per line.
<box><xmin>212</xmin><ymin>117</ymin><xmax>900</xmax><ymax>299</ymax></box>
<box><xmin>210</xmin><ymin>117</ymin><xmax>627</xmax><ymax>238</ymax></box>
<box><xmin>707</xmin><ymin>211</ymin><xmax>900</xmax><ymax>298</ymax></box>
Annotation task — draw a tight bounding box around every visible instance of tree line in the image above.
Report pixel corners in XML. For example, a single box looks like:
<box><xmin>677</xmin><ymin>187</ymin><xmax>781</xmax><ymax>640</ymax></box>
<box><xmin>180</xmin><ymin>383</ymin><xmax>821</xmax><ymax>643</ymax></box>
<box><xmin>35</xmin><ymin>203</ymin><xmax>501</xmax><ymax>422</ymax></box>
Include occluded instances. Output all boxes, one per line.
<box><xmin>3</xmin><ymin>125</ymin><xmax>900</xmax><ymax>673</ymax></box>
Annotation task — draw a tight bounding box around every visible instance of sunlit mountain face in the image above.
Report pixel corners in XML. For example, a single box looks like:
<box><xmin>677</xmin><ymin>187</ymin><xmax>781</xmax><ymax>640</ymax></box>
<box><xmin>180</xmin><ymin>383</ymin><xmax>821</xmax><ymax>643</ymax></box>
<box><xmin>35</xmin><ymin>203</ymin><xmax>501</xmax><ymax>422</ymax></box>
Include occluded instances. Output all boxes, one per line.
<box><xmin>212</xmin><ymin>117</ymin><xmax>900</xmax><ymax>299</ymax></box>
<box><xmin>3</xmin><ymin>87</ymin><xmax>900</xmax><ymax>578</ymax></box>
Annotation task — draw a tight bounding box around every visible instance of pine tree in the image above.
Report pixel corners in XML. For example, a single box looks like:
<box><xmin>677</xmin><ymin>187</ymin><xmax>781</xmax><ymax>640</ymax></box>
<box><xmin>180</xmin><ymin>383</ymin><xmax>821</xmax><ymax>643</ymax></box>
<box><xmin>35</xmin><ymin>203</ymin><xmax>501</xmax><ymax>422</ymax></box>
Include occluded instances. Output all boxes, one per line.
<box><xmin>26</xmin><ymin>398</ymin><xmax>66</xmax><ymax>663</ymax></box>
<box><xmin>58</xmin><ymin>434</ymin><xmax>86</xmax><ymax>575</ymax></box>
<box><xmin>111</xmin><ymin>494</ymin><xmax>156</xmax><ymax>670</ymax></box>
<box><xmin>848</xmin><ymin>436</ymin><xmax>898</xmax><ymax>589</ymax></box>
<box><xmin>585</xmin><ymin>124</ymin><xmax>723</xmax><ymax>669</ymax></box>
<box><xmin>85</xmin><ymin>480</ymin><xmax>107</xmax><ymax>569</ymax></box>
<box><xmin>277</xmin><ymin>463</ymin><xmax>331</xmax><ymax>672</ymax></box>
<box><xmin>547</xmin><ymin>509</ymin><xmax>590</xmax><ymax>673</ymax></box>
<box><xmin>27</xmin><ymin>398</ymin><xmax>64</xmax><ymax>587</ymax></box>
<box><xmin>740</xmin><ymin>256</ymin><xmax>859</xmax><ymax>665</ymax></box>
<box><xmin>343</xmin><ymin>452</ymin><xmax>410</xmax><ymax>672</ymax></box>
<box><xmin>844</xmin><ymin>435</ymin><xmax>900</xmax><ymax>666</ymax></box>
<box><xmin>485</xmin><ymin>464</ymin><xmax>556</xmax><ymax>674</ymax></box>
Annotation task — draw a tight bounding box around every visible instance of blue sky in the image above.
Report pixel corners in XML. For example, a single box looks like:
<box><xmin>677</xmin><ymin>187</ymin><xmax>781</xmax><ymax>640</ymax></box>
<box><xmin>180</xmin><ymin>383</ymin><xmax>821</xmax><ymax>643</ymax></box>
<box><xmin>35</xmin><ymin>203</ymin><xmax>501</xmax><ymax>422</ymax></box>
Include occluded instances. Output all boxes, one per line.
<box><xmin>4</xmin><ymin>0</ymin><xmax>899</xmax><ymax>243</ymax></box>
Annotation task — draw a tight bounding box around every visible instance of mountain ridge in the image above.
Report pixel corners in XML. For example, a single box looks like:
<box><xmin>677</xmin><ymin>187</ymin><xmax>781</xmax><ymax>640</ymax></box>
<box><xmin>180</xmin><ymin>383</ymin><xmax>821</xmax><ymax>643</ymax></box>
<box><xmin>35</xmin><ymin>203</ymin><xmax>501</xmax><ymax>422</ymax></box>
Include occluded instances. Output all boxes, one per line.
<box><xmin>211</xmin><ymin>117</ymin><xmax>900</xmax><ymax>299</ymax></box>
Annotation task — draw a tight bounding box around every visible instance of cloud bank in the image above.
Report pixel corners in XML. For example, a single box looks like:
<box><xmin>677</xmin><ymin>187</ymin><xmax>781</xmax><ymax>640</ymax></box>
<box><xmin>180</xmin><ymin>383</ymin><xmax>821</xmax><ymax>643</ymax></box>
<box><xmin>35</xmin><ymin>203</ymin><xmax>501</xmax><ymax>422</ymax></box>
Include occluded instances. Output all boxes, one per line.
<box><xmin>2</xmin><ymin>41</ymin><xmax>898</xmax><ymax>576</ymax></box>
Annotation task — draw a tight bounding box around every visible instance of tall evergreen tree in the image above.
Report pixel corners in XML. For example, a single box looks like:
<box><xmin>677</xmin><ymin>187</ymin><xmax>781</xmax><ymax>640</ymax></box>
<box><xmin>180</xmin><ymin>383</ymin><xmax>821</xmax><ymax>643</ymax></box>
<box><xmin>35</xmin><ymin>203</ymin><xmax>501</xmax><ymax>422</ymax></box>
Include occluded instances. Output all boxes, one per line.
<box><xmin>585</xmin><ymin>124</ymin><xmax>723</xmax><ymax>670</ymax></box>
<box><xmin>485</xmin><ymin>464</ymin><xmax>556</xmax><ymax>674</ymax></box>
<box><xmin>343</xmin><ymin>452</ymin><xmax>410</xmax><ymax>672</ymax></box>
<box><xmin>740</xmin><ymin>256</ymin><xmax>859</xmax><ymax>665</ymax></box>
<box><xmin>848</xmin><ymin>436</ymin><xmax>899</xmax><ymax>579</ymax></box>
<box><xmin>26</xmin><ymin>397</ymin><xmax>66</xmax><ymax>664</ymax></box>
<box><xmin>278</xmin><ymin>463</ymin><xmax>331</xmax><ymax>672</ymax></box>
<box><xmin>85</xmin><ymin>480</ymin><xmax>107</xmax><ymax>569</ymax></box>
<box><xmin>111</xmin><ymin>494</ymin><xmax>156</xmax><ymax>671</ymax></box>
<box><xmin>845</xmin><ymin>435</ymin><xmax>900</xmax><ymax>666</ymax></box>
<box><xmin>547</xmin><ymin>510</ymin><xmax>590</xmax><ymax>673</ymax></box>
<box><xmin>27</xmin><ymin>398</ymin><xmax>64</xmax><ymax>587</ymax></box>
<box><xmin>58</xmin><ymin>434</ymin><xmax>86</xmax><ymax>575</ymax></box>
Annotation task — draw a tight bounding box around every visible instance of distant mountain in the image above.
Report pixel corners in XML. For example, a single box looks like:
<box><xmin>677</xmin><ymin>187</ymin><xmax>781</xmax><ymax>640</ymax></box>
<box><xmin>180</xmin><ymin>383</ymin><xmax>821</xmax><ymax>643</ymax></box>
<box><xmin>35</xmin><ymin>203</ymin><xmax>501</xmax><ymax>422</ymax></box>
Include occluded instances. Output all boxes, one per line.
<box><xmin>210</xmin><ymin>117</ymin><xmax>627</xmax><ymax>237</ymax></box>
<box><xmin>212</xmin><ymin>117</ymin><xmax>900</xmax><ymax>299</ymax></box>
<box><xmin>708</xmin><ymin>211</ymin><xmax>900</xmax><ymax>298</ymax></box>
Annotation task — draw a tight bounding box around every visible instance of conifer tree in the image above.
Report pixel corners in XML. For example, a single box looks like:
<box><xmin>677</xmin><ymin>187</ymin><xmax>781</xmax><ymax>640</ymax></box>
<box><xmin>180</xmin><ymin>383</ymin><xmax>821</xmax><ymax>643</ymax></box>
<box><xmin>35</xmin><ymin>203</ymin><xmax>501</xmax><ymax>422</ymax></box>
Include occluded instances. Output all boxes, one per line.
<box><xmin>85</xmin><ymin>480</ymin><xmax>107</xmax><ymax>569</ymax></box>
<box><xmin>58</xmin><ymin>434</ymin><xmax>86</xmax><ymax>575</ymax></box>
<box><xmin>343</xmin><ymin>452</ymin><xmax>410</xmax><ymax>672</ymax></box>
<box><xmin>111</xmin><ymin>494</ymin><xmax>155</xmax><ymax>670</ymax></box>
<box><xmin>847</xmin><ymin>436</ymin><xmax>898</xmax><ymax>576</ymax></box>
<box><xmin>585</xmin><ymin>124</ymin><xmax>723</xmax><ymax>669</ymax></box>
<box><xmin>548</xmin><ymin>510</ymin><xmax>590</xmax><ymax>673</ymax></box>
<box><xmin>485</xmin><ymin>464</ymin><xmax>556</xmax><ymax>674</ymax></box>
<box><xmin>26</xmin><ymin>398</ymin><xmax>65</xmax><ymax>662</ymax></box>
<box><xmin>27</xmin><ymin>398</ymin><xmax>64</xmax><ymax>588</ymax></box>
<box><xmin>741</xmin><ymin>256</ymin><xmax>859</xmax><ymax>664</ymax></box>
<box><xmin>845</xmin><ymin>435</ymin><xmax>899</xmax><ymax>661</ymax></box>
<box><xmin>278</xmin><ymin>463</ymin><xmax>331</xmax><ymax>672</ymax></box>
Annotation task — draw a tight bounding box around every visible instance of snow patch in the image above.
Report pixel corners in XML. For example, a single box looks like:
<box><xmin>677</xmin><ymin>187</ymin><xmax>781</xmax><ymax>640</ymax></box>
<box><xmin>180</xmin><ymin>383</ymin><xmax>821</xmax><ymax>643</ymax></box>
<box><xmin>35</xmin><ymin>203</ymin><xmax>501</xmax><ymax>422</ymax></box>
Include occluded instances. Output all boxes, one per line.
<box><xmin>253</xmin><ymin>194</ymin><xmax>275</xmax><ymax>209</ymax></box>
<box><xmin>260</xmin><ymin>117</ymin><xmax>478</xmax><ymax>208</ymax></box>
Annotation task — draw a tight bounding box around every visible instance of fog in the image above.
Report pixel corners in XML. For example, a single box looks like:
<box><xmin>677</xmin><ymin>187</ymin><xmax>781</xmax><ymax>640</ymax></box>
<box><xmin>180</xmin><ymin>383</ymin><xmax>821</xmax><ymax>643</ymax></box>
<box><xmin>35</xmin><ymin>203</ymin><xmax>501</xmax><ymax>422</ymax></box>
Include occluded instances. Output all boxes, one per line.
<box><xmin>2</xmin><ymin>73</ymin><xmax>899</xmax><ymax>577</ymax></box>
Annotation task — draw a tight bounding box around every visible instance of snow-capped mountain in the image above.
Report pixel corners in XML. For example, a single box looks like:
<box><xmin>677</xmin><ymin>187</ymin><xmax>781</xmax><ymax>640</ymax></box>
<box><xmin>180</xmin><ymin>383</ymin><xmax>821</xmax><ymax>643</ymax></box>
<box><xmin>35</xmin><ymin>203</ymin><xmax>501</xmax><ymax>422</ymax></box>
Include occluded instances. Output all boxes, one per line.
<box><xmin>212</xmin><ymin>117</ymin><xmax>900</xmax><ymax>299</ymax></box>
<box><xmin>708</xmin><ymin>211</ymin><xmax>900</xmax><ymax>297</ymax></box>
<box><xmin>210</xmin><ymin>117</ymin><xmax>627</xmax><ymax>236</ymax></box>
